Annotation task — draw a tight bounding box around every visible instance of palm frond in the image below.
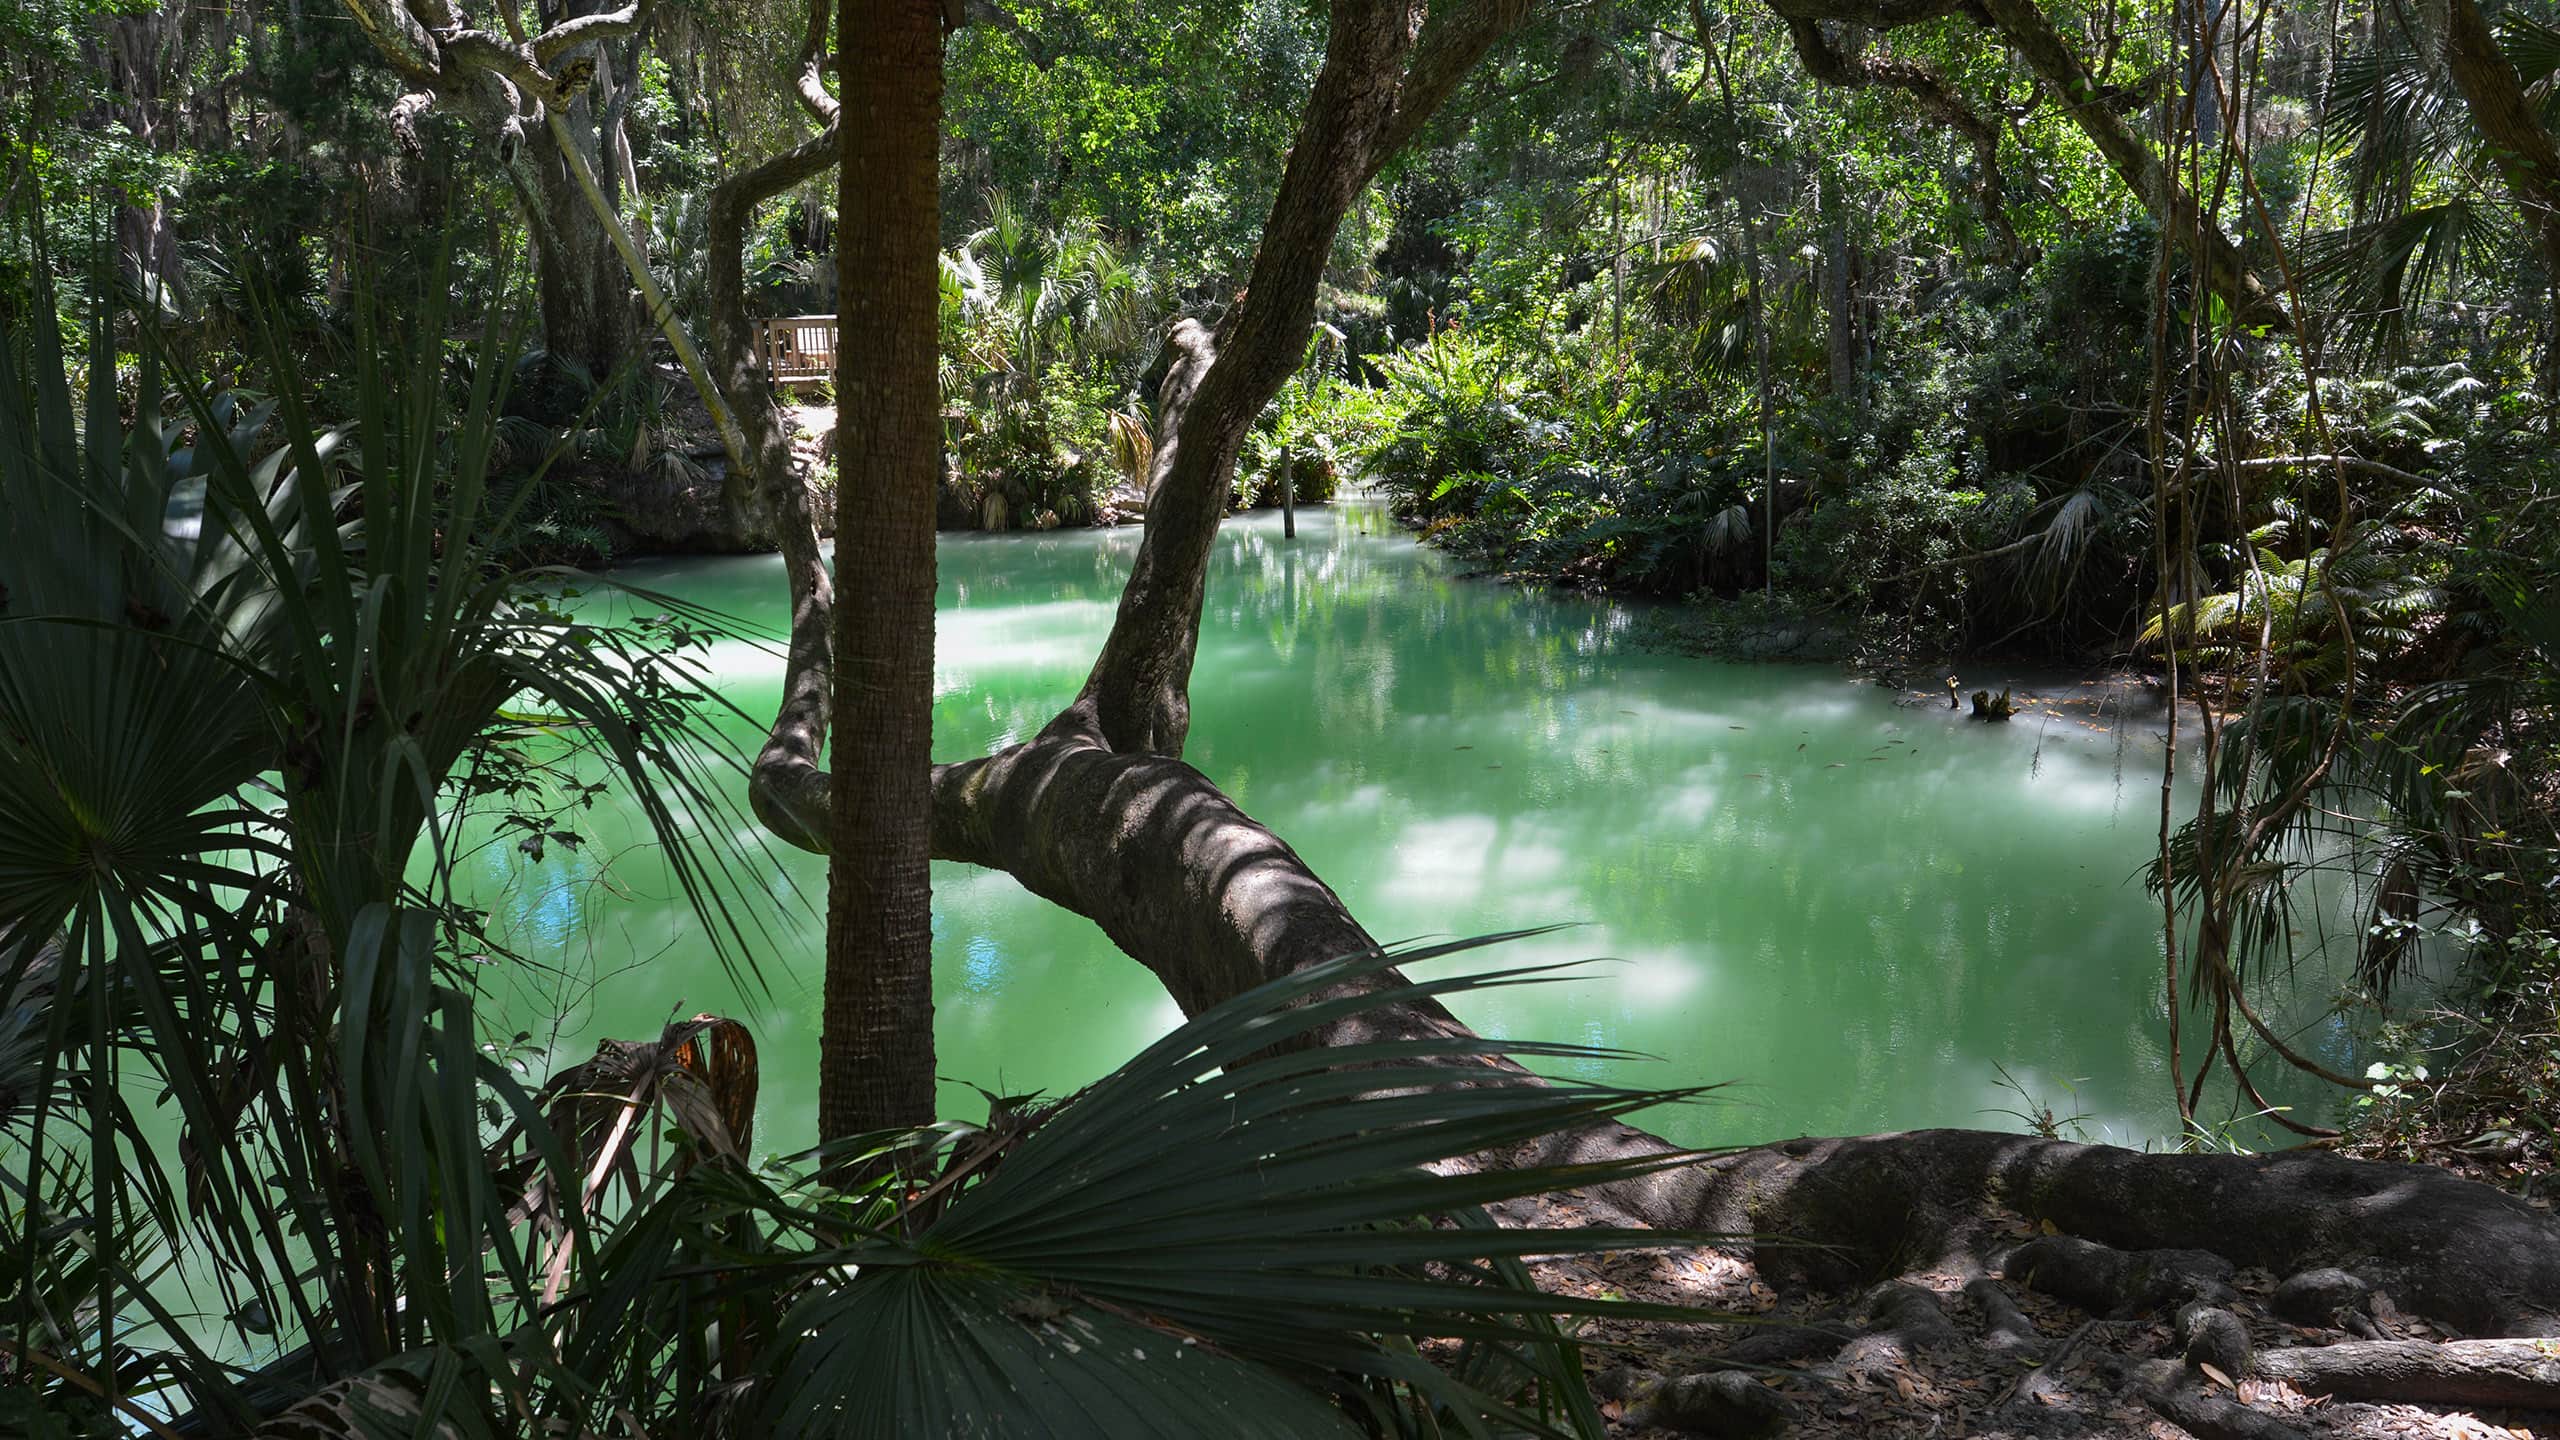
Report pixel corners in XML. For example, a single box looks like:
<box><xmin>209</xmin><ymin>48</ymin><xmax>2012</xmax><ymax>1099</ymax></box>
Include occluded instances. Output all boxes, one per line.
<box><xmin>753</xmin><ymin>941</ymin><xmax>1725</xmax><ymax>1440</ymax></box>
<box><xmin>2299</xmin><ymin>198</ymin><xmax>2510</xmax><ymax>367</ymax></box>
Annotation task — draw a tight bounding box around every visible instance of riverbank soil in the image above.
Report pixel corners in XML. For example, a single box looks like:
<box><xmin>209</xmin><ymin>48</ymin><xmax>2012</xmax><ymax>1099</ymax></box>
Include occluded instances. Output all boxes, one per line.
<box><xmin>1499</xmin><ymin>1182</ymin><xmax>2557</xmax><ymax>1440</ymax></box>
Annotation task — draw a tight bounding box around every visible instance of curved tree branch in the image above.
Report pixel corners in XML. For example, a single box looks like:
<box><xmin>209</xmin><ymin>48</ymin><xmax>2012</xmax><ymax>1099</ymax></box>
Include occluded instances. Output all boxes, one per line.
<box><xmin>343</xmin><ymin>0</ymin><xmax>447</xmax><ymax>81</ymax></box>
<box><xmin>793</xmin><ymin>0</ymin><xmax>839</xmax><ymax>122</ymax></box>
<box><xmin>444</xmin><ymin>28</ymin><xmax>584</xmax><ymax>104</ymax></box>
<box><xmin>711</xmin><ymin>128</ymin><xmax>841</xmax><ymax>850</ymax></box>
<box><xmin>1368</xmin><ymin>0</ymin><xmax>1536</xmax><ymax>176</ymax></box>
<box><xmin>1781</xmin><ymin>16</ymin><xmax>2020</xmax><ymax>260</ymax></box>
<box><xmin>1756</xmin><ymin>0</ymin><xmax>2282</xmax><ymax>325</ymax></box>
<box><xmin>725</xmin><ymin>2</ymin><xmax>2560</xmax><ymax>1345</ymax></box>
<box><xmin>533</xmin><ymin>1</ymin><xmax>646</xmax><ymax>63</ymax></box>
<box><xmin>708</xmin><ymin>128</ymin><xmax>839</xmax><ymax>470</ymax></box>
<box><xmin>1064</xmin><ymin>0</ymin><xmax>1546</xmax><ymax>756</ymax></box>
<box><xmin>1972</xmin><ymin>0</ymin><xmax>2279</xmax><ymax>323</ymax></box>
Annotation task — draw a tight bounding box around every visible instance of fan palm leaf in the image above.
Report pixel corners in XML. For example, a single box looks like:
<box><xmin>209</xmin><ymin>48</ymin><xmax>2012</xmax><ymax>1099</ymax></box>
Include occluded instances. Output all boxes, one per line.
<box><xmin>0</xmin><ymin>270</ymin><xmax>779</xmax><ymax>1425</ymax></box>
<box><xmin>756</xmin><ymin>940</ymin><xmax>1720</xmax><ymax>1440</ymax></box>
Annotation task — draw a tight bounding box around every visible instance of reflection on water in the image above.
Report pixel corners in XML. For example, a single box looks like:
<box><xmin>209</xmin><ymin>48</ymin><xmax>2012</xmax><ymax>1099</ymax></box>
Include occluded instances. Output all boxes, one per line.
<box><xmin>469</xmin><ymin>500</ymin><xmax>2349</xmax><ymax>1154</ymax></box>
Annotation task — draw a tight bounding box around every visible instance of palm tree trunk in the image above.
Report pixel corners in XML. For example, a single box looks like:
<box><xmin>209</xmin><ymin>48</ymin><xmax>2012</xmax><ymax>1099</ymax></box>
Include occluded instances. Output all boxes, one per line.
<box><xmin>821</xmin><ymin>0</ymin><xmax>943</xmax><ymax>1142</ymax></box>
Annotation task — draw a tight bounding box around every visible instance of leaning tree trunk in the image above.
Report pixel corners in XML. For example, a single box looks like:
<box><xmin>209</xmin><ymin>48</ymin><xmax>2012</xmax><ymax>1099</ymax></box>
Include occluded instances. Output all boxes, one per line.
<box><xmin>525</xmin><ymin>117</ymin><xmax>644</xmax><ymax>385</ymax></box>
<box><xmin>703</xmin><ymin>0</ymin><xmax>840</xmax><ymax>547</ymax></box>
<box><xmin>337</xmin><ymin>0</ymin><xmax>655</xmax><ymax>387</ymax></box>
<box><xmin>1822</xmin><ymin>175</ymin><xmax>1856</xmax><ymax>401</ymax></box>
<box><xmin>743</xmin><ymin>0</ymin><xmax>2560</xmax><ymax>1341</ymax></box>
<box><xmin>702</xmin><ymin>135</ymin><xmax>831</xmax><ymax>548</ymax></box>
<box><xmin>819</xmin><ymin>0</ymin><xmax>944</xmax><ymax>1142</ymax></box>
<box><xmin>1059</xmin><ymin>0</ymin><xmax>1530</xmax><ymax>755</ymax></box>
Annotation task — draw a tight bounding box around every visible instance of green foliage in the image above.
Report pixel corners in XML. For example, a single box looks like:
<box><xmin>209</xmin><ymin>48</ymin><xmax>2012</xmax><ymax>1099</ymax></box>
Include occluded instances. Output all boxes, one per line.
<box><xmin>1359</xmin><ymin>331</ymin><xmax>1764</xmax><ymax>594</ymax></box>
<box><xmin>1235</xmin><ymin>327</ymin><xmax>1382</xmax><ymax>509</ymax></box>
<box><xmin>0</xmin><ymin>278</ymin><xmax>766</xmax><ymax>1428</ymax></box>
<box><xmin>751</xmin><ymin>942</ymin><xmax>1714</xmax><ymax>1440</ymax></box>
<box><xmin>2145</xmin><ymin>380</ymin><xmax>2559</xmax><ymax>1084</ymax></box>
<box><xmin>942</xmin><ymin>1</ymin><xmax>1320</xmax><ymax>293</ymax></box>
<box><xmin>2299</xmin><ymin>13</ymin><xmax>2552</xmax><ymax>368</ymax></box>
<box><xmin>1</xmin><ymin>285</ymin><xmax>1729</xmax><ymax>1440</ymax></box>
<box><xmin>939</xmin><ymin>195</ymin><xmax>1152</xmax><ymax>528</ymax></box>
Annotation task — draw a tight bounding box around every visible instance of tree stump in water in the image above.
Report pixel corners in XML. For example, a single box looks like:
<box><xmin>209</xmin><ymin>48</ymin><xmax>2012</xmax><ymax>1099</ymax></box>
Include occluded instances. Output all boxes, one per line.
<box><xmin>1971</xmin><ymin>686</ymin><xmax>2017</xmax><ymax>721</ymax></box>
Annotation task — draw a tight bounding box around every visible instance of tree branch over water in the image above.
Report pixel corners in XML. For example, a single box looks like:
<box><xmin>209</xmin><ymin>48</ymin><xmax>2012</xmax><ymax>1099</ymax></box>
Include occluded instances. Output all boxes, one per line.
<box><xmin>742</xmin><ymin>0</ymin><xmax>2560</xmax><ymax>1342</ymax></box>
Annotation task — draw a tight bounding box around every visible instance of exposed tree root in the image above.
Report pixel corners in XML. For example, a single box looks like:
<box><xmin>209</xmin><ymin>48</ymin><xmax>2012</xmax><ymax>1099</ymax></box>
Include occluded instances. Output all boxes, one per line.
<box><xmin>1518</xmin><ymin>1126</ymin><xmax>2560</xmax><ymax>1340</ymax></box>
<box><xmin>1997</xmin><ymin>1317</ymin><xmax>2102</xmax><ymax>1414</ymax></box>
<box><xmin>1966</xmin><ymin>1275</ymin><xmax>2045</xmax><ymax>1359</ymax></box>
<box><xmin>1526</xmin><ymin>1201</ymin><xmax>2560</xmax><ymax>1438</ymax></box>
<box><xmin>2134</xmin><ymin>1367</ymin><xmax>2310</xmax><ymax>1440</ymax></box>
<box><xmin>2006</xmin><ymin>1234</ymin><xmax>2233</xmax><ymax>1318</ymax></box>
<box><xmin>726</xmin><ymin>0</ymin><xmax>2560</xmax><ymax>1419</ymax></box>
<box><xmin>2254</xmin><ymin>1339</ymin><xmax>2560</xmax><ymax>1410</ymax></box>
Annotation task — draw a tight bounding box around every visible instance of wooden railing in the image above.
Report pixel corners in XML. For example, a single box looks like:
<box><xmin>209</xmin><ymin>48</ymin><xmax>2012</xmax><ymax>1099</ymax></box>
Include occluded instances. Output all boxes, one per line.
<box><xmin>757</xmin><ymin>315</ymin><xmax>837</xmax><ymax>384</ymax></box>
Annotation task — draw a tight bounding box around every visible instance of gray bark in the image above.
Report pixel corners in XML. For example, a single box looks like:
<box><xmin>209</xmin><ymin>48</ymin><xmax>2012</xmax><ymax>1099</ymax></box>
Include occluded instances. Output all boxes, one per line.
<box><xmin>339</xmin><ymin>0</ymin><xmax>652</xmax><ymax>379</ymax></box>
<box><xmin>1516</xmin><ymin>1126</ymin><xmax>2560</xmax><ymax>1338</ymax></box>
<box><xmin>526</xmin><ymin>116</ymin><xmax>644</xmax><ymax>382</ymax></box>
<box><xmin>734</xmin><ymin>0</ymin><xmax>2560</xmax><ymax>1347</ymax></box>
<box><xmin>704</xmin><ymin>125</ymin><xmax>838</xmax><ymax>543</ymax></box>
<box><xmin>1823</xmin><ymin>178</ymin><xmax>1856</xmax><ymax>399</ymax></box>
<box><xmin>2255</xmin><ymin>1338</ymin><xmax>2560</xmax><ymax>1406</ymax></box>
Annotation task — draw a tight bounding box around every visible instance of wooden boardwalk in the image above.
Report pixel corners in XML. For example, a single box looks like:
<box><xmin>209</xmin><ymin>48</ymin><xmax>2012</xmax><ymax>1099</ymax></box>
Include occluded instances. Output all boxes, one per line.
<box><xmin>758</xmin><ymin>316</ymin><xmax>837</xmax><ymax>384</ymax></box>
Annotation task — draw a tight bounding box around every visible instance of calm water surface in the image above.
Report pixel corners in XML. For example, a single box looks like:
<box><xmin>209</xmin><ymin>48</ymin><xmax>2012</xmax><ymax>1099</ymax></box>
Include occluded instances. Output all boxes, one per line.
<box><xmin>464</xmin><ymin>501</ymin><xmax>2354</xmax><ymax>1152</ymax></box>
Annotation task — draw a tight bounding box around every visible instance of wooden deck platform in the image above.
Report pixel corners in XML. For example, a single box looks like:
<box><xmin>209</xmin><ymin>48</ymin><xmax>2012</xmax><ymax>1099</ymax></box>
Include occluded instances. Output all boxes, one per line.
<box><xmin>758</xmin><ymin>315</ymin><xmax>837</xmax><ymax>384</ymax></box>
